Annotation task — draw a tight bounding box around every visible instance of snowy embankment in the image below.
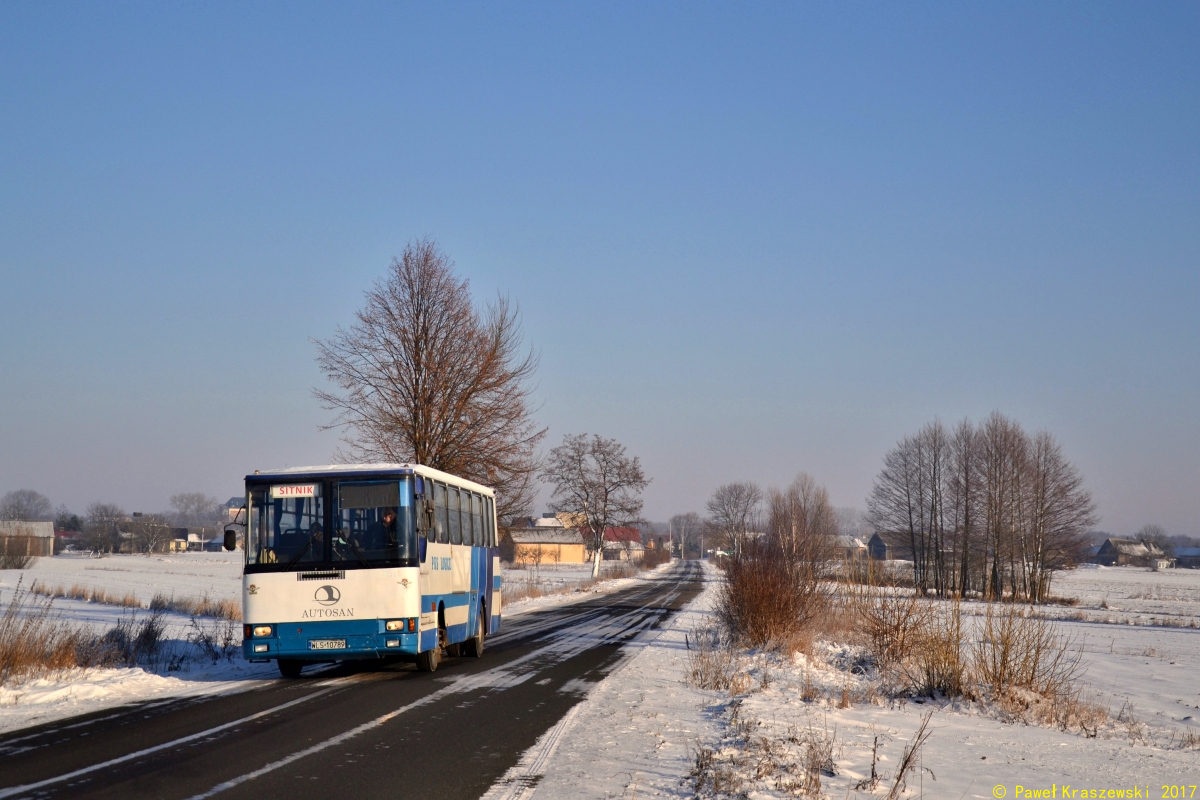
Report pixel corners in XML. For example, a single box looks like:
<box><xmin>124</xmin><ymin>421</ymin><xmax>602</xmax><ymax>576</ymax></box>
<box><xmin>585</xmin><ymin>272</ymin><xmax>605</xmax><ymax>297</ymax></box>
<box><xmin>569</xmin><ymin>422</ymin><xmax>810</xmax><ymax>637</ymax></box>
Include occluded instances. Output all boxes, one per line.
<box><xmin>0</xmin><ymin>553</ymin><xmax>670</xmax><ymax>734</ymax></box>
<box><xmin>675</xmin><ymin>565</ymin><xmax>1200</xmax><ymax>800</ymax></box>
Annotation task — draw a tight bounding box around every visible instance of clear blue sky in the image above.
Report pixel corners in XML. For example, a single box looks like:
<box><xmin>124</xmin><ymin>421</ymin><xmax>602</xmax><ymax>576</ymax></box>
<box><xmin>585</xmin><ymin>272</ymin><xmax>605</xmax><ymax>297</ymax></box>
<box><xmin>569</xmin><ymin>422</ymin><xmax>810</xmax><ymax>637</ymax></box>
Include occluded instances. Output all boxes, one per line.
<box><xmin>1</xmin><ymin>3</ymin><xmax>1197</xmax><ymax>534</ymax></box>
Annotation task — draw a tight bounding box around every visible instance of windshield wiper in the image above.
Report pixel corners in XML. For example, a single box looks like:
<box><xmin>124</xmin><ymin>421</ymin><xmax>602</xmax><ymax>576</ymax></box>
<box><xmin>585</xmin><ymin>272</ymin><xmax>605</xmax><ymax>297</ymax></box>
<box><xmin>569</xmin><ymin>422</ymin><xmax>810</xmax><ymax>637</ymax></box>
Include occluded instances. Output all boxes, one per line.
<box><xmin>284</xmin><ymin>531</ymin><xmax>324</xmax><ymax>570</ymax></box>
<box><xmin>335</xmin><ymin>534</ymin><xmax>371</xmax><ymax>568</ymax></box>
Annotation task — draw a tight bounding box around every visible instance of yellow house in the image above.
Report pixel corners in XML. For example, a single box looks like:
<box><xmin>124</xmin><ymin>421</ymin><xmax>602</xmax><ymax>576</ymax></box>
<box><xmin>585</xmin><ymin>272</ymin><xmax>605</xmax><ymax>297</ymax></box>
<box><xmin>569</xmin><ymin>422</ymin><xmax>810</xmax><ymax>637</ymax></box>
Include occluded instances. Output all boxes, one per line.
<box><xmin>511</xmin><ymin>529</ymin><xmax>587</xmax><ymax>565</ymax></box>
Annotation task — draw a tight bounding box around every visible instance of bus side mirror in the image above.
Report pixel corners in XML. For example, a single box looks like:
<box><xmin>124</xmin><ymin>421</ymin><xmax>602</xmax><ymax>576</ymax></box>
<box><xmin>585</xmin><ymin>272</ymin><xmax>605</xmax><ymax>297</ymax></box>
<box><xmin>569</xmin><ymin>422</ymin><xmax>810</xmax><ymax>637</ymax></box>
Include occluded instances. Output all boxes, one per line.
<box><xmin>223</xmin><ymin>529</ymin><xmax>238</xmax><ymax>551</ymax></box>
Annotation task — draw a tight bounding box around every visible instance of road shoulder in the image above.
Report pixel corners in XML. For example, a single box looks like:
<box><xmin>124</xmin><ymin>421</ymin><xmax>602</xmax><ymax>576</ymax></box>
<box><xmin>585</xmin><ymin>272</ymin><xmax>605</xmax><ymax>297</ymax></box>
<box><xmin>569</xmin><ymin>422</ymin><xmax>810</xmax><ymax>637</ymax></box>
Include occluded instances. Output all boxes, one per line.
<box><xmin>486</xmin><ymin>561</ymin><xmax>721</xmax><ymax>800</ymax></box>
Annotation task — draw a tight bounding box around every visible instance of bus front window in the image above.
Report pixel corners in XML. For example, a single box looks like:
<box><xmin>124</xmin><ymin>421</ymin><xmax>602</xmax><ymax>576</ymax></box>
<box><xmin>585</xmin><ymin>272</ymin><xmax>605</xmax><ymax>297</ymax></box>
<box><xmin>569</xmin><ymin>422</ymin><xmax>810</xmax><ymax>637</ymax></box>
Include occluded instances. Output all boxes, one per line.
<box><xmin>334</xmin><ymin>479</ymin><xmax>417</xmax><ymax>565</ymax></box>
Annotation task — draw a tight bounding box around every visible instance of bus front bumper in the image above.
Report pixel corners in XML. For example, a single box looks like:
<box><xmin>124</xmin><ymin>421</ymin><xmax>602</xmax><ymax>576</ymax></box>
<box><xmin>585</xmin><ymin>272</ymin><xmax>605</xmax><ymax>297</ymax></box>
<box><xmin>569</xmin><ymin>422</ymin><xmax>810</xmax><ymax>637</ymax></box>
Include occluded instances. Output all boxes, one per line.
<box><xmin>243</xmin><ymin>619</ymin><xmax>421</xmax><ymax>661</ymax></box>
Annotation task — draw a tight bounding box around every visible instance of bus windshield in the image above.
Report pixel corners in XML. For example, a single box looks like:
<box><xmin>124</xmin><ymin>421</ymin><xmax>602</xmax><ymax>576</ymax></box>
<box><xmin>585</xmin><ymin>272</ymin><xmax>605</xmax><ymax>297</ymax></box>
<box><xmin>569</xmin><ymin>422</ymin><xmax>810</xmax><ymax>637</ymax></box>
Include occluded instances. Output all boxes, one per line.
<box><xmin>245</xmin><ymin>477</ymin><xmax>418</xmax><ymax>569</ymax></box>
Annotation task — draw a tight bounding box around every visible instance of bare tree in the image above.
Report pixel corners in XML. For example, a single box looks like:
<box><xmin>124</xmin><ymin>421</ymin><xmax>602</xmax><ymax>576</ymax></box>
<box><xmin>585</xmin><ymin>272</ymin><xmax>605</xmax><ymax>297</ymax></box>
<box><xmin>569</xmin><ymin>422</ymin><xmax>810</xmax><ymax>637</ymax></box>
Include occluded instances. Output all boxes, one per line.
<box><xmin>767</xmin><ymin>473</ymin><xmax>838</xmax><ymax>567</ymax></box>
<box><xmin>705</xmin><ymin>482</ymin><xmax>762</xmax><ymax>556</ymax></box>
<box><xmin>169</xmin><ymin>493</ymin><xmax>223</xmax><ymax>527</ymax></box>
<box><xmin>669</xmin><ymin>512</ymin><xmax>703</xmax><ymax>559</ymax></box>
<box><xmin>80</xmin><ymin>502</ymin><xmax>126</xmax><ymax>553</ymax></box>
<box><xmin>1136</xmin><ymin>523</ymin><xmax>1170</xmax><ymax>554</ymax></box>
<box><xmin>0</xmin><ymin>490</ymin><xmax>52</xmax><ymax>521</ymax></box>
<box><xmin>1018</xmin><ymin>430</ymin><xmax>1096</xmax><ymax>600</ymax></box>
<box><xmin>315</xmin><ymin>239</ymin><xmax>545</xmax><ymax>520</ymax></box>
<box><xmin>541</xmin><ymin>434</ymin><xmax>649</xmax><ymax>578</ymax></box>
<box><xmin>129</xmin><ymin>513</ymin><xmax>174</xmax><ymax>553</ymax></box>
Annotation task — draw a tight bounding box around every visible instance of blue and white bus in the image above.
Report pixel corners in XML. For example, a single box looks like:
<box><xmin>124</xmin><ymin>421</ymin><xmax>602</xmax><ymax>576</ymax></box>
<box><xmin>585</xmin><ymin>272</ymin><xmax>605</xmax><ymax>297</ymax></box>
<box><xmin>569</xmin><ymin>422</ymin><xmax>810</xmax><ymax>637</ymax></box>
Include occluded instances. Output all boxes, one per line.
<box><xmin>233</xmin><ymin>464</ymin><xmax>502</xmax><ymax>677</ymax></box>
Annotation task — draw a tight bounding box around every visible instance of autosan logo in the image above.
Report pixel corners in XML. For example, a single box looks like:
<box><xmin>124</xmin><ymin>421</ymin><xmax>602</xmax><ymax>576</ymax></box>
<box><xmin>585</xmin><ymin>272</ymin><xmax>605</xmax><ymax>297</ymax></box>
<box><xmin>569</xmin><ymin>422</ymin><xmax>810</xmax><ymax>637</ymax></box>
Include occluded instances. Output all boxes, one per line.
<box><xmin>314</xmin><ymin>585</ymin><xmax>341</xmax><ymax>606</ymax></box>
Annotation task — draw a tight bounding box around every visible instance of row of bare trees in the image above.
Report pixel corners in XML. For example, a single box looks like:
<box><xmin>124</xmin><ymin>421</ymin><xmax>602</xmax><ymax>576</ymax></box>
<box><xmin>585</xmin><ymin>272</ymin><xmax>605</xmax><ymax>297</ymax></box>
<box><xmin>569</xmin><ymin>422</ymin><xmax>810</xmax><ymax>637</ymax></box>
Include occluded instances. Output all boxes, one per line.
<box><xmin>867</xmin><ymin>412</ymin><xmax>1097</xmax><ymax>602</ymax></box>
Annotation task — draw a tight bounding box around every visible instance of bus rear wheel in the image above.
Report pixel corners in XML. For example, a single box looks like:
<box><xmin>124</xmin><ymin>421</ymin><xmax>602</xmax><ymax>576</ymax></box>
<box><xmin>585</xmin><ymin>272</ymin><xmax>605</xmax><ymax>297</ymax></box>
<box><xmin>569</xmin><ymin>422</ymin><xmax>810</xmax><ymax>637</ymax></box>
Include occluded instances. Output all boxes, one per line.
<box><xmin>463</xmin><ymin>605</ymin><xmax>485</xmax><ymax>658</ymax></box>
<box><xmin>278</xmin><ymin>659</ymin><xmax>303</xmax><ymax>679</ymax></box>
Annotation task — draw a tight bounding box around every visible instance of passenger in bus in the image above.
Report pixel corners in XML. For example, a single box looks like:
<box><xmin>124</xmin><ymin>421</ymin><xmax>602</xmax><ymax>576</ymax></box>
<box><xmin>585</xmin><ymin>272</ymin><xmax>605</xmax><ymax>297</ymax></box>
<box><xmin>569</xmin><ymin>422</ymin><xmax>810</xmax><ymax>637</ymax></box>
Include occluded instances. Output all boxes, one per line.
<box><xmin>305</xmin><ymin>523</ymin><xmax>324</xmax><ymax>559</ymax></box>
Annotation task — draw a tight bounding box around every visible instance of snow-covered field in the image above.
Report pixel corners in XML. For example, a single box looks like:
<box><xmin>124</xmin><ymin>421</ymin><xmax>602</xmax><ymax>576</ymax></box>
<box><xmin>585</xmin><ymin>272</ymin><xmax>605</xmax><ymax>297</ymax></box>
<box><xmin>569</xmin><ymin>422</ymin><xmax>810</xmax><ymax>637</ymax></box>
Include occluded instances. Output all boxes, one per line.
<box><xmin>0</xmin><ymin>553</ymin><xmax>665</xmax><ymax>734</ymax></box>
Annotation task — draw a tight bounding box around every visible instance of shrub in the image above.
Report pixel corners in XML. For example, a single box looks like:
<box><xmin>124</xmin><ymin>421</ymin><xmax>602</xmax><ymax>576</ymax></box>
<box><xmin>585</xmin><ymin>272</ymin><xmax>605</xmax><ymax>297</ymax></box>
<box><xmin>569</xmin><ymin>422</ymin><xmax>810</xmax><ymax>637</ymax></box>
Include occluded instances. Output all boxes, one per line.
<box><xmin>0</xmin><ymin>553</ymin><xmax>36</xmax><ymax>570</ymax></box>
<box><xmin>910</xmin><ymin>600</ymin><xmax>967</xmax><ymax>697</ymax></box>
<box><xmin>848</xmin><ymin>581</ymin><xmax>930</xmax><ymax>671</ymax></box>
<box><xmin>718</xmin><ymin>537</ymin><xmax>825</xmax><ymax>651</ymax></box>
<box><xmin>640</xmin><ymin>546</ymin><xmax>672</xmax><ymax>568</ymax></box>
<box><xmin>0</xmin><ymin>535</ymin><xmax>44</xmax><ymax>569</ymax></box>
<box><xmin>973</xmin><ymin>602</ymin><xmax>1083</xmax><ymax>698</ymax></box>
<box><xmin>89</xmin><ymin>608</ymin><xmax>168</xmax><ymax>667</ymax></box>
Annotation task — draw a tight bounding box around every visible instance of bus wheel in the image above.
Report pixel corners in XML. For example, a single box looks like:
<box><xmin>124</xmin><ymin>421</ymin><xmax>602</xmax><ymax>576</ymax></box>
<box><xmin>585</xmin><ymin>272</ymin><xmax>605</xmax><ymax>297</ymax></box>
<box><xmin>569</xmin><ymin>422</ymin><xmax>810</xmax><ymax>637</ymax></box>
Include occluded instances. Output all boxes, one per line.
<box><xmin>463</xmin><ymin>605</ymin><xmax>485</xmax><ymax>658</ymax></box>
<box><xmin>278</xmin><ymin>659</ymin><xmax>303</xmax><ymax>679</ymax></box>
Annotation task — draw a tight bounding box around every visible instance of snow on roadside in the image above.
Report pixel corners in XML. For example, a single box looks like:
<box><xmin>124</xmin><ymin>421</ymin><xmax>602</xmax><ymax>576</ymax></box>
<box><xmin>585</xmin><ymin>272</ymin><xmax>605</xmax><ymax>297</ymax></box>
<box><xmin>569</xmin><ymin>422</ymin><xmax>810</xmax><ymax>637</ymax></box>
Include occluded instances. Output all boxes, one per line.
<box><xmin>490</xmin><ymin>561</ymin><xmax>722</xmax><ymax>800</ymax></box>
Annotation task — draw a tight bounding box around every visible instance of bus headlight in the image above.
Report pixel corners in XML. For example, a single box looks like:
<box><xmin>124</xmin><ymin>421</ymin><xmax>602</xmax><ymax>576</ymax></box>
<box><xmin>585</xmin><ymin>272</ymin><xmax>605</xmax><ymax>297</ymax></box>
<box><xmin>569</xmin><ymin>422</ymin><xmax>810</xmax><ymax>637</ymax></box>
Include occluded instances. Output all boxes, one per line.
<box><xmin>385</xmin><ymin>620</ymin><xmax>404</xmax><ymax>631</ymax></box>
<box><xmin>252</xmin><ymin>625</ymin><xmax>273</xmax><ymax>637</ymax></box>
<box><xmin>385</xmin><ymin>639</ymin><xmax>400</xmax><ymax>648</ymax></box>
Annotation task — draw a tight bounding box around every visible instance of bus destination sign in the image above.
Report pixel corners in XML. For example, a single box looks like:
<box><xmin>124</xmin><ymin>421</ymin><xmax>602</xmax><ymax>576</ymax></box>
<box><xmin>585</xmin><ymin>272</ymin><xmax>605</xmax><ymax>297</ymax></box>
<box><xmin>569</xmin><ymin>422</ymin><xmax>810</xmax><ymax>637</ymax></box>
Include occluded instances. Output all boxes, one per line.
<box><xmin>270</xmin><ymin>484</ymin><xmax>319</xmax><ymax>499</ymax></box>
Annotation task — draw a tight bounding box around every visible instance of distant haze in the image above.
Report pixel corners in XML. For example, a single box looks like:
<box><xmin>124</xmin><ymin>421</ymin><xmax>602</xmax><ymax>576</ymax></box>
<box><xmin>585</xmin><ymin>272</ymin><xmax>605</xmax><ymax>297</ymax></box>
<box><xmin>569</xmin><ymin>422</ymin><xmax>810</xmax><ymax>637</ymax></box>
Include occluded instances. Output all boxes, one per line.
<box><xmin>1</xmin><ymin>5</ymin><xmax>1197</xmax><ymax>536</ymax></box>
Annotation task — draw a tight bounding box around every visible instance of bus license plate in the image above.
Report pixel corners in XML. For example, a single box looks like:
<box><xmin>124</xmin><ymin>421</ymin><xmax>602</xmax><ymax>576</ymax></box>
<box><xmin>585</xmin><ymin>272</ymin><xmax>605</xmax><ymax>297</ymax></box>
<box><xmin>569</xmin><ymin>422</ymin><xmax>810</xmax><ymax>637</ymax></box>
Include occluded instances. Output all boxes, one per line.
<box><xmin>308</xmin><ymin>639</ymin><xmax>346</xmax><ymax>651</ymax></box>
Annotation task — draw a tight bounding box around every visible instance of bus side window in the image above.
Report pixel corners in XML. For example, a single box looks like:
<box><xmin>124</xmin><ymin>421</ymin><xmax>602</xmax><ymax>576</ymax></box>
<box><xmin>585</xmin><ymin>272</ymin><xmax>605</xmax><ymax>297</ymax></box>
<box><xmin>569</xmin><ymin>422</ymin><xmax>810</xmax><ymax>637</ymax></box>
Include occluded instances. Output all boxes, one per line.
<box><xmin>448</xmin><ymin>486</ymin><xmax>462</xmax><ymax>545</ymax></box>
<box><xmin>486</xmin><ymin>496</ymin><xmax>495</xmax><ymax>547</ymax></box>
<box><xmin>434</xmin><ymin>482</ymin><xmax>447</xmax><ymax>544</ymax></box>
<box><xmin>464</xmin><ymin>492</ymin><xmax>474</xmax><ymax>547</ymax></box>
<box><xmin>471</xmin><ymin>494</ymin><xmax>483</xmax><ymax>547</ymax></box>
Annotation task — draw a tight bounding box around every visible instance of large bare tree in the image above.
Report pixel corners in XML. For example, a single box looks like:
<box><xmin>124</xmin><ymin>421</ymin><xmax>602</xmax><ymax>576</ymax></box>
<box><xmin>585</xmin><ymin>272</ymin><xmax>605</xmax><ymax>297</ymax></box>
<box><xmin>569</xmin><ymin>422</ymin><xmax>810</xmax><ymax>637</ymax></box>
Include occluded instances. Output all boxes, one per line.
<box><xmin>315</xmin><ymin>239</ymin><xmax>545</xmax><ymax>520</ymax></box>
<box><xmin>540</xmin><ymin>434</ymin><xmax>649</xmax><ymax>578</ymax></box>
<box><xmin>704</xmin><ymin>481</ymin><xmax>762</xmax><ymax>555</ymax></box>
<box><xmin>0</xmin><ymin>490</ymin><xmax>52</xmax><ymax>521</ymax></box>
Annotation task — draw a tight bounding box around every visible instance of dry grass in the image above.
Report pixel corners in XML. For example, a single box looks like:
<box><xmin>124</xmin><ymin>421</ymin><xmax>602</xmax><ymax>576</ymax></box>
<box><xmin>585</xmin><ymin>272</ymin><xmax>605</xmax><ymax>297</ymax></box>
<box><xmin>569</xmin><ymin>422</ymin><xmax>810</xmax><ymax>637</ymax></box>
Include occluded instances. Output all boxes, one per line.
<box><xmin>685</xmin><ymin>623</ymin><xmax>750</xmax><ymax>694</ymax></box>
<box><xmin>31</xmin><ymin>582</ymin><xmax>142</xmax><ymax>609</ymax></box>
<box><xmin>0</xmin><ymin>580</ymin><xmax>171</xmax><ymax>686</ymax></box>
<box><xmin>0</xmin><ymin>581</ymin><xmax>85</xmax><ymax>684</ymax></box>
<box><xmin>885</xmin><ymin>711</ymin><xmax>933</xmax><ymax>800</ymax></box>
<box><xmin>150</xmin><ymin>593</ymin><xmax>241</xmax><ymax>621</ymax></box>
<box><xmin>30</xmin><ymin>582</ymin><xmax>241</xmax><ymax>620</ymax></box>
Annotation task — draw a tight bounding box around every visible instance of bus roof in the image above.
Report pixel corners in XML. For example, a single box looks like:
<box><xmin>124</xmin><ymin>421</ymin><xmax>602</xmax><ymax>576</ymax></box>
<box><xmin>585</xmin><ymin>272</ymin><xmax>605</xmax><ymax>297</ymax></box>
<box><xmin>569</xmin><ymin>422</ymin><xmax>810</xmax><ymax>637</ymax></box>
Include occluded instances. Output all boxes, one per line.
<box><xmin>246</xmin><ymin>463</ymin><xmax>495</xmax><ymax>496</ymax></box>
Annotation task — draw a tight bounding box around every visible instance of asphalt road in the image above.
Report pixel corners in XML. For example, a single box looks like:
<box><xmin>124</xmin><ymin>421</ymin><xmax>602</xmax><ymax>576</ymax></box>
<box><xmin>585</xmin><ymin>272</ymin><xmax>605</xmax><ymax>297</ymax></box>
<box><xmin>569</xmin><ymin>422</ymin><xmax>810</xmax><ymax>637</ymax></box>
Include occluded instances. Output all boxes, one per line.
<box><xmin>0</xmin><ymin>560</ymin><xmax>705</xmax><ymax>800</ymax></box>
